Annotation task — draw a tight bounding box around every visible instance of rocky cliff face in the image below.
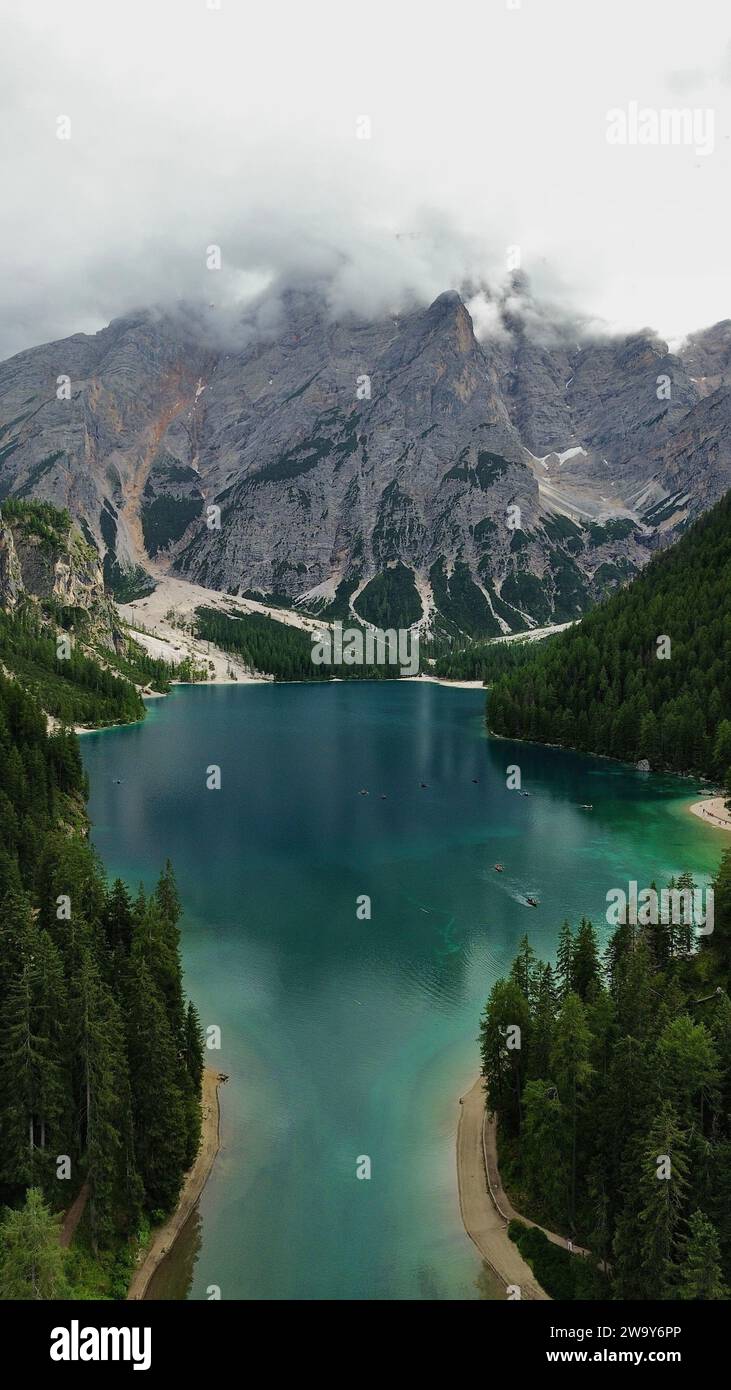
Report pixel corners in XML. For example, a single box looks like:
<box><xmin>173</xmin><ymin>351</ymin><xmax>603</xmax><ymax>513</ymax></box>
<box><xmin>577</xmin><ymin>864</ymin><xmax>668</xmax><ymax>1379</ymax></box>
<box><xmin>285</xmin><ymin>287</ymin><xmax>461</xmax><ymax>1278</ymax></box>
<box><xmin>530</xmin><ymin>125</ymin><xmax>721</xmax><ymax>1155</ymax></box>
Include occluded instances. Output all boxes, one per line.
<box><xmin>1</xmin><ymin>289</ymin><xmax>729</xmax><ymax>635</ymax></box>
<box><xmin>0</xmin><ymin>519</ymin><xmax>23</xmax><ymax>610</ymax></box>
<box><xmin>0</xmin><ymin>501</ymin><xmax>120</xmax><ymax>648</ymax></box>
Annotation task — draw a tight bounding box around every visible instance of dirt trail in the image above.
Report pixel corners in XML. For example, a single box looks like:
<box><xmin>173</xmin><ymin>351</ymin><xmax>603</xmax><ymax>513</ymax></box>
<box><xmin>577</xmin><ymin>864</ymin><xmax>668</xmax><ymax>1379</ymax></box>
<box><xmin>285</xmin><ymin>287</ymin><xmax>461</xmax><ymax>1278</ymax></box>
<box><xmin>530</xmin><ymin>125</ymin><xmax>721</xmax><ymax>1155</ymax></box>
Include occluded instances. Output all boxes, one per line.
<box><xmin>482</xmin><ymin>1092</ymin><xmax>591</xmax><ymax>1257</ymax></box>
<box><xmin>457</xmin><ymin>1078</ymin><xmax>548</xmax><ymax>1299</ymax></box>
<box><xmin>60</xmin><ymin>1182</ymin><xmax>90</xmax><ymax>1248</ymax></box>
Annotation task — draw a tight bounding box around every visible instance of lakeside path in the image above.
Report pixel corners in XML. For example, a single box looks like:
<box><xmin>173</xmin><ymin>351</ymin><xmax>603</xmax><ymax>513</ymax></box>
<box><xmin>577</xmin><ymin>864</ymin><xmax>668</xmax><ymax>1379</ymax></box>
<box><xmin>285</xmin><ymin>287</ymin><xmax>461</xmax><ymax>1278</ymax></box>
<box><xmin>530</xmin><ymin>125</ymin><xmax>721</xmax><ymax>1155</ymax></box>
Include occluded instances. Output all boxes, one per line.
<box><xmin>482</xmin><ymin>1092</ymin><xmax>591</xmax><ymax>1258</ymax></box>
<box><xmin>458</xmin><ymin>1078</ymin><xmax>594</xmax><ymax>1298</ymax></box>
<box><xmin>127</xmin><ymin>1067</ymin><xmax>223</xmax><ymax>1301</ymax></box>
<box><xmin>689</xmin><ymin>796</ymin><xmax>731</xmax><ymax>832</ymax></box>
<box><xmin>456</xmin><ymin>1078</ymin><xmax>548</xmax><ymax>1300</ymax></box>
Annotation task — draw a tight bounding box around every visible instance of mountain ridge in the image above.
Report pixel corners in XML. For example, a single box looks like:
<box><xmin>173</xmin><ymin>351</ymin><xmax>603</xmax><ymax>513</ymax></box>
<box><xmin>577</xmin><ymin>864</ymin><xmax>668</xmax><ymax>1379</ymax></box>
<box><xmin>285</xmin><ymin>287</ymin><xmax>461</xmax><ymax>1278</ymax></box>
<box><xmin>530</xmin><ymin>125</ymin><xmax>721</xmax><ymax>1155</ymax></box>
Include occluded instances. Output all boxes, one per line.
<box><xmin>1</xmin><ymin>288</ymin><xmax>730</xmax><ymax>636</ymax></box>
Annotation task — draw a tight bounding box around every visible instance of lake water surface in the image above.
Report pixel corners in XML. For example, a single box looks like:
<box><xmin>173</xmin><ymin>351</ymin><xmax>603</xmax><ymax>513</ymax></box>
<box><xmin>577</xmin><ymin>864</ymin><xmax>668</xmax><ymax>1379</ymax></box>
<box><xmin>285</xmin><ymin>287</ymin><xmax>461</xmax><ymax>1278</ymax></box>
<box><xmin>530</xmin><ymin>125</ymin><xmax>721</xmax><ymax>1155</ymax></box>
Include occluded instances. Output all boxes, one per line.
<box><xmin>81</xmin><ymin>682</ymin><xmax>721</xmax><ymax>1300</ymax></box>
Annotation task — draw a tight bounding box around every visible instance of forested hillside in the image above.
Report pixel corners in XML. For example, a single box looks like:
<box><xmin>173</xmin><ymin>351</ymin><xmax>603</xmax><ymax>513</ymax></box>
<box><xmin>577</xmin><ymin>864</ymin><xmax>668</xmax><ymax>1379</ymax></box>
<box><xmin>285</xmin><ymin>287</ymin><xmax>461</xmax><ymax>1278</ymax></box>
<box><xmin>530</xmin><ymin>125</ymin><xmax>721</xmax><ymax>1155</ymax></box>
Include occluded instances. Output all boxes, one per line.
<box><xmin>488</xmin><ymin>490</ymin><xmax>731</xmax><ymax>778</ymax></box>
<box><xmin>195</xmin><ymin>606</ymin><xmax>411</xmax><ymax>680</ymax></box>
<box><xmin>480</xmin><ymin>854</ymin><xmax>731</xmax><ymax>1300</ymax></box>
<box><xmin>0</xmin><ymin>668</ymin><xmax>204</xmax><ymax>1298</ymax></box>
<box><xmin>0</xmin><ymin>499</ymin><xmax>200</xmax><ymax>727</ymax></box>
<box><xmin>432</xmin><ymin>633</ymin><xmax>556</xmax><ymax>683</ymax></box>
<box><xmin>0</xmin><ymin>605</ymin><xmax>146</xmax><ymax>726</ymax></box>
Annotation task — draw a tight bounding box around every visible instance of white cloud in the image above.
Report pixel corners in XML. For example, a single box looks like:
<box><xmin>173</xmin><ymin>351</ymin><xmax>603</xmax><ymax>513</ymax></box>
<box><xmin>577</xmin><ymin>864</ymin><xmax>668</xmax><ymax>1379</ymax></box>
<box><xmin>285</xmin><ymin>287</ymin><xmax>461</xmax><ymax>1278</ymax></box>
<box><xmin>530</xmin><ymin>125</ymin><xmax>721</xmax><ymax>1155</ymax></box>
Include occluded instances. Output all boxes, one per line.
<box><xmin>0</xmin><ymin>0</ymin><xmax>729</xmax><ymax>358</ymax></box>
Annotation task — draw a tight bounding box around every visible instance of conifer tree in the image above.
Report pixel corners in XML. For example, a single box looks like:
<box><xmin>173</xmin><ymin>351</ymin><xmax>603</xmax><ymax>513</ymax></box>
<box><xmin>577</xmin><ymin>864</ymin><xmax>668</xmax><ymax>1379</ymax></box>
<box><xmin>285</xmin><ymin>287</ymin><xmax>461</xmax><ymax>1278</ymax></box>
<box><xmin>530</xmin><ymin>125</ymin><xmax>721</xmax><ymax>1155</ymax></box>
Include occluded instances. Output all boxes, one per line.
<box><xmin>123</xmin><ymin>957</ymin><xmax>187</xmax><ymax>1213</ymax></box>
<box><xmin>104</xmin><ymin>879</ymin><xmax>134</xmax><ymax>956</ymax></box>
<box><xmin>708</xmin><ymin>991</ymin><xmax>731</xmax><ymax>1124</ymax></box>
<box><xmin>706</xmin><ymin>848</ymin><xmax>731</xmax><ymax>975</ymax></box>
<box><xmin>184</xmin><ymin>1000</ymin><xmax>205</xmax><ymax>1094</ymax></box>
<box><xmin>132</xmin><ymin>896</ymin><xmax>185</xmax><ymax>1050</ymax></box>
<box><xmin>32</xmin><ymin>927</ymin><xmax>70</xmax><ymax>1197</ymax></box>
<box><xmin>530</xmin><ymin>963</ymin><xmax>557</xmax><ymax>1080</ymax></box>
<box><xmin>479</xmin><ymin>979</ymin><xmax>531</xmax><ymax>1135</ymax></box>
<box><xmin>612</xmin><ymin>938</ymin><xmax>655</xmax><ymax>1039</ymax></box>
<box><xmin>654</xmin><ymin>1015</ymin><xmax>720</xmax><ymax>1130</ymax></box>
<box><xmin>637</xmin><ymin>1101</ymin><xmax>690</xmax><ymax>1297</ymax></box>
<box><xmin>679</xmin><ymin>1211</ymin><xmax>727</xmax><ymax>1299</ymax></box>
<box><xmin>0</xmin><ymin>1188</ymin><xmax>67</xmax><ymax>1300</ymax></box>
<box><xmin>0</xmin><ymin>906</ymin><xmax>66</xmax><ymax>1192</ymax></box>
<box><xmin>510</xmin><ymin>935</ymin><xmax>539</xmax><ymax>1004</ymax></box>
<box><xmin>521</xmin><ymin>1080</ymin><xmax>565</xmax><ymax>1225</ymax></box>
<box><xmin>555</xmin><ymin>920</ymin><xmax>574</xmax><ymax>1000</ymax></box>
<box><xmin>550</xmin><ymin>993</ymin><xmax>594</xmax><ymax>1229</ymax></box>
<box><xmin>73</xmin><ymin>949</ymin><xmax>138</xmax><ymax>1248</ymax></box>
<box><xmin>154</xmin><ymin>860</ymin><xmax>182</xmax><ymax>931</ymax></box>
<box><xmin>572</xmin><ymin>918</ymin><xmax>600</xmax><ymax>1001</ymax></box>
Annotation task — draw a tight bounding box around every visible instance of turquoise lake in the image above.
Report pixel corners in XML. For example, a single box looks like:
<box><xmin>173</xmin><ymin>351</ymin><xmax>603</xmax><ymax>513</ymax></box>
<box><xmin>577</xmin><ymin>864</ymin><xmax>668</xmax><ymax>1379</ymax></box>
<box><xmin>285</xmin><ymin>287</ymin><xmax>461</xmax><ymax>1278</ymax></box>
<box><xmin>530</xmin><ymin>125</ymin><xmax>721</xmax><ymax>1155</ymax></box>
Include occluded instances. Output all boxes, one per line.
<box><xmin>81</xmin><ymin>681</ymin><xmax>723</xmax><ymax>1301</ymax></box>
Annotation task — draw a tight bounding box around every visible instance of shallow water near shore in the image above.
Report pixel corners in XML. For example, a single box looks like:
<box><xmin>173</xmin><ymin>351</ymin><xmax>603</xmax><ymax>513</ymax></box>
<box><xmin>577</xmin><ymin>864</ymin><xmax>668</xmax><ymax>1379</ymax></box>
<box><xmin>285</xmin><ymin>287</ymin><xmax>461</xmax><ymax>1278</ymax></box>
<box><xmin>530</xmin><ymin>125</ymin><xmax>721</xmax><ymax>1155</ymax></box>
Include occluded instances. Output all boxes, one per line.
<box><xmin>82</xmin><ymin>682</ymin><xmax>721</xmax><ymax>1301</ymax></box>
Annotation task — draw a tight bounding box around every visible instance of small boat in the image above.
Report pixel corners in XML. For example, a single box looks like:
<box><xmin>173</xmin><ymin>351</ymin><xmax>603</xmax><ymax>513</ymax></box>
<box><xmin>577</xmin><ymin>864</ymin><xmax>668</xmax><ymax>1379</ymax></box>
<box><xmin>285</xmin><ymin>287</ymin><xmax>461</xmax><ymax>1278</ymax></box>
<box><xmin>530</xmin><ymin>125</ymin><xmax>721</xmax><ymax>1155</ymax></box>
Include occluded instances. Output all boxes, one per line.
<box><xmin>494</xmin><ymin>864</ymin><xmax>504</xmax><ymax>873</ymax></box>
<box><xmin>359</xmin><ymin>788</ymin><xmax>369</xmax><ymax>796</ymax></box>
<box><xmin>579</xmin><ymin>803</ymin><xmax>593</xmax><ymax>810</ymax></box>
<box><xmin>420</xmin><ymin>782</ymin><xmax>429</xmax><ymax>789</ymax></box>
<box><xmin>526</xmin><ymin>896</ymin><xmax>539</xmax><ymax>907</ymax></box>
<box><xmin>522</xmin><ymin>791</ymin><xmax>531</xmax><ymax>797</ymax></box>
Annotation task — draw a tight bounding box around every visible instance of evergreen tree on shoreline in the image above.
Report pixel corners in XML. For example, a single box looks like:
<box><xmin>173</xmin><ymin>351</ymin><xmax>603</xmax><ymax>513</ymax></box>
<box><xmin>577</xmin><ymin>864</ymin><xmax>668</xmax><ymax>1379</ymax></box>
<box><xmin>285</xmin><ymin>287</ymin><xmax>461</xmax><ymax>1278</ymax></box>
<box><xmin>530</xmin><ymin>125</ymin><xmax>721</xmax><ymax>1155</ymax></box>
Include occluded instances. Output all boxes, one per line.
<box><xmin>479</xmin><ymin>849</ymin><xmax>731</xmax><ymax>1298</ymax></box>
<box><xmin>0</xmin><ymin>662</ymin><xmax>205</xmax><ymax>1290</ymax></box>
<box><xmin>487</xmin><ymin>489</ymin><xmax>731</xmax><ymax>778</ymax></box>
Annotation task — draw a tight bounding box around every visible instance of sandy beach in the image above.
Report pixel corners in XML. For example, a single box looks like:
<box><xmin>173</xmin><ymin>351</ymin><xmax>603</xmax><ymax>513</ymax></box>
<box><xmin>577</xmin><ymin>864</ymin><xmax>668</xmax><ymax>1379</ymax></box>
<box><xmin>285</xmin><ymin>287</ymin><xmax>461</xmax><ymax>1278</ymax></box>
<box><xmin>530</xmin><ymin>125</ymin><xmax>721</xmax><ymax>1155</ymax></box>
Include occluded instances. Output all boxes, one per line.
<box><xmin>127</xmin><ymin>1067</ymin><xmax>224</xmax><ymax>1301</ymax></box>
<box><xmin>456</xmin><ymin>1077</ymin><xmax>548</xmax><ymax>1299</ymax></box>
<box><xmin>416</xmin><ymin>674</ymin><xmax>485</xmax><ymax>689</ymax></box>
<box><xmin>689</xmin><ymin>796</ymin><xmax>731</xmax><ymax>832</ymax></box>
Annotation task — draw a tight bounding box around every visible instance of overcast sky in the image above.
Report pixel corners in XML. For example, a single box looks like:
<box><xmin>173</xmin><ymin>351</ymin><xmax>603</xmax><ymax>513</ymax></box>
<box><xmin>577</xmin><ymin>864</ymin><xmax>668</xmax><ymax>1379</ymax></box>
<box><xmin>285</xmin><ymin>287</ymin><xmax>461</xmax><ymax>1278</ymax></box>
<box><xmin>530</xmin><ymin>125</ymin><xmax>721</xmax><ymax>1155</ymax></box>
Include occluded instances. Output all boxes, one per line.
<box><xmin>0</xmin><ymin>0</ymin><xmax>729</xmax><ymax>359</ymax></box>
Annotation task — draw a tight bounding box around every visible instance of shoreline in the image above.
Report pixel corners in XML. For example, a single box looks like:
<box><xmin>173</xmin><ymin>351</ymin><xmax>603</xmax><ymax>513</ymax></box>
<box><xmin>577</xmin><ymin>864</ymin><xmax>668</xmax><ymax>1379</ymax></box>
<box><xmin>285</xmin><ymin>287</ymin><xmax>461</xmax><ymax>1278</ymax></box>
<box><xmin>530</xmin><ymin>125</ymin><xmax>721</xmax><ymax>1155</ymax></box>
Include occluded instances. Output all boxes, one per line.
<box><xmin>456</xmin><ymin>1077</ymin><xmax>548</xmax><ymax>1299</ymax></box>
<box><xmin>127</xmin><ymin>1067</ymin><xmax>224</xmax><ymax>1301</ymax></box>
<box><xmin>457</xmin><ymin>1077</ymin><xmax>593</xmax><ymax>1298</ymax></box>
<box><xmin>491</xmin><ymin>717</ymin><xmax>728</xmax><ymax>795</ymax></box>
<box><xmin>414</xmin><ymin>674</ymin><xmax>485</xmax><ymax>689</ymax></box>
<box><xmin>689</xmin><ymin>796</ymin><xmax>731</xmax><ymax>833</ymax></box>
<box><xmin>72</xmin><ymin>671</ymin><xmax>485</xmax><ymax>736</ymax></box>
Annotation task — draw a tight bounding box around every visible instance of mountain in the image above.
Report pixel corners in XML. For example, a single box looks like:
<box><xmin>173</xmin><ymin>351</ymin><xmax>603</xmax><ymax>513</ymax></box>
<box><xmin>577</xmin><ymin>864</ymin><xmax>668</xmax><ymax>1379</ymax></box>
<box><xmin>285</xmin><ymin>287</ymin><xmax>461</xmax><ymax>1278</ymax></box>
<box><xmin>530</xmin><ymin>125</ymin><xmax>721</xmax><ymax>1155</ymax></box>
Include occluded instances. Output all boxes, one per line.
<box><xmin>1</xmin><ymin>287</ymin><xmax>730</xmax><ymax>636</ymax></box>
<box><xmin>487</xmin><ymin>488</ymin><xmax>731</xmax><ymax>779</ymax></box>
